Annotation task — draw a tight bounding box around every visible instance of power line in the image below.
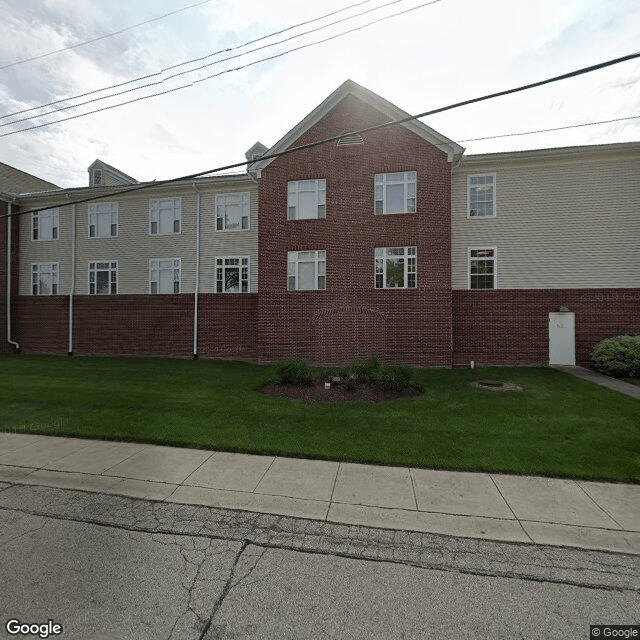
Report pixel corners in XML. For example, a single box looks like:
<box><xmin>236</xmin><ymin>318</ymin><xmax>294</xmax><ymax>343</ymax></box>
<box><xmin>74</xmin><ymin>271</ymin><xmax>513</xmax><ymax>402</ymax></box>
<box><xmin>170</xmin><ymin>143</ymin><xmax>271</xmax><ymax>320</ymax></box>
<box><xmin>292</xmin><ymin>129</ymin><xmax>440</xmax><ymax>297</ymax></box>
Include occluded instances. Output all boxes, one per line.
<box><xmin>0</xmin><ymin>0</ymin><xmax>443</xmax><ymax>137</ymax></box>
<box><xmin>0</xmin><ymin>0</ymin><xmax>214</xmax><ymax>71</ymax></box>
<box><xmin>0</xmin><ymin>0</ymin><xmax>380</xmax><ymax>121</ymax></box>
<box><xmin>4</xmin><ymin>50</ymin><xmax>638</xmax><ymax>219</ymax></box>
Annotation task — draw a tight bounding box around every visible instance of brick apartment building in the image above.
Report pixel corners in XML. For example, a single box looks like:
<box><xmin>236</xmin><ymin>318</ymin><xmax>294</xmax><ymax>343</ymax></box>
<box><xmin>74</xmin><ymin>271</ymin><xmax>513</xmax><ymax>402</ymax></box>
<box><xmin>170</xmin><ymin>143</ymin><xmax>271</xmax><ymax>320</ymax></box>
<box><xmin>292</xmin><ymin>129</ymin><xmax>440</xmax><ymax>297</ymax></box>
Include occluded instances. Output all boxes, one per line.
<box><xmin>2</xmin><ymin>81</ymin><xmax>639</xmax><ymax>366</ymax></box>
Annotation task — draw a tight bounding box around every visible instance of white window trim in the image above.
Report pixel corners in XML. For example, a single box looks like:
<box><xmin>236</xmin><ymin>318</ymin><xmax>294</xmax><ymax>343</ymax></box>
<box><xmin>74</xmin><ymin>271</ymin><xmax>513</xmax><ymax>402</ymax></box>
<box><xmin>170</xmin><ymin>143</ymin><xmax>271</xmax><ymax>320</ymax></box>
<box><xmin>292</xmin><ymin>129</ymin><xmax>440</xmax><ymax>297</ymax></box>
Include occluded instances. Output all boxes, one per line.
<box><xmin>149</xmin><ymin>258</ymin><xmax>181</xmax><ymax>294</ymax></box>
<box><xmin>149</xmin><ymin>198</ymin><xmax>181</xmax><ymax>235</ymax></box>
<box><xmin>88</xmin><ymin>203</ymin><xmax>119</xmax><ymax>238</ymax></box>
<box><xmin>215</xmin><ymin>193</ymin><xmax>250</xmax><ymax>232</ymax></box>
<box><xmin>374</xmin><ymin>171</ymin><xmax>417</xmax><ymax>215</ymax></box>
<box><xmin>468</xmin><ymin>246</ymin><xmax>498</xmax><ymax>290</ymax></box>
<box><xmin>467</xmin><ymin>173</ymin><xmax>496</xmax><ymax>219</ymax></box>
<box><xmin>88</xmin><ymin>260</ymin><xmax>118</xmax><ymax>295</ymax></box>
<box><xmin>374</xmin><ymin>246</ymin><xmax>417</xmax><ymax>289</ymax></box>
<box><xmin>287</xmin><ymin>179</ymin><xmax>326</xmax><ymax>220</ymax></box>
<box><xmin>31</xmin><ymin>262</ymin><xmax>59</xmax><ymax>295</ymax></box>
<box><xmin>287</xmin><ymin>250</ymin><xmax>326</xmax><ymax>291</ymax></box>
<box><xmin>215</xmin><ymin>256</ymin><xmax>250</xmax><ymax>293</ymax></box>
<box><xmin>32</xmin><ymin>208</ymin><xmax>59</xmax><ymax>241</ymax></box>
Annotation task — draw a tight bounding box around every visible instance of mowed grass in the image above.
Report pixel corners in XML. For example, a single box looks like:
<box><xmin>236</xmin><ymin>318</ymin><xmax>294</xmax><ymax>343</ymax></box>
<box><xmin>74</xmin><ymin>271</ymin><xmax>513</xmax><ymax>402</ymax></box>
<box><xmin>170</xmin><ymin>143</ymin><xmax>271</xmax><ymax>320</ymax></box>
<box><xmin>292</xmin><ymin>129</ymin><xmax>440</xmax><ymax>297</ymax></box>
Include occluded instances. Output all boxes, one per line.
<box><xmin>1</xmin><ymin>355</ymin><xmax>638</xmax><ymax>482</ymax></box>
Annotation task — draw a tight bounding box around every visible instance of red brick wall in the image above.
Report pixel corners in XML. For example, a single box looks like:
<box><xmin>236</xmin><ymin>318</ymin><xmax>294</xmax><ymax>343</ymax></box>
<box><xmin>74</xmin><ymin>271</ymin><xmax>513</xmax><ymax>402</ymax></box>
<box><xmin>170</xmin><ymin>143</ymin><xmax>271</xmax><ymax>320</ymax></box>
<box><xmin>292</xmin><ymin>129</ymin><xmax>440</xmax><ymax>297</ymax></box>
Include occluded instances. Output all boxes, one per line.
<box><xmin>453</xmin><ymin>289</ymin><xmax>640</xmax><ymax>367</ymax></box>
<box><xmin>14</xmin><ymin>293</ymin><xmax>258</xmax><ymax>359</ymax></box>
<box><xmin>258</xmin><ymin>94</ymin><xmax>453</xmax><ymax>366</ymax></box>
<box><xmin>1</xmin><ymin>201</ymin><xmax>20</xmax><ymax>355</ymax></box>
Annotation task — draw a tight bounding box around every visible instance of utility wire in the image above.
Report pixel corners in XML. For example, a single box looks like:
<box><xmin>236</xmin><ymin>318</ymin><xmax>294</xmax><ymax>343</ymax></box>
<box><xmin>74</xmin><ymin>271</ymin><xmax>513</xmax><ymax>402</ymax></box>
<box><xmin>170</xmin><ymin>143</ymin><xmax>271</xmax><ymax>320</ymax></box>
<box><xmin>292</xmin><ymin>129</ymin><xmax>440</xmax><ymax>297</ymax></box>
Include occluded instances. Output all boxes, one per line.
<box><xmin>4</xmin><ymin>50</ymin><xmax>639</xmax><ymax>218</ymax></box>
<box><xmin>0</xmin><ymin>0</ymin><xmax>379</xmax><ymax>120</ymax></box>
<box><xmin>0</xmin><ymin>0</ymin><xmax>214</xmax><ymax>71</ymax></box>
<box><xmin>0</xmin><ymin>0</ymin><xmax>442</xmax><ymax>136</ymax></box>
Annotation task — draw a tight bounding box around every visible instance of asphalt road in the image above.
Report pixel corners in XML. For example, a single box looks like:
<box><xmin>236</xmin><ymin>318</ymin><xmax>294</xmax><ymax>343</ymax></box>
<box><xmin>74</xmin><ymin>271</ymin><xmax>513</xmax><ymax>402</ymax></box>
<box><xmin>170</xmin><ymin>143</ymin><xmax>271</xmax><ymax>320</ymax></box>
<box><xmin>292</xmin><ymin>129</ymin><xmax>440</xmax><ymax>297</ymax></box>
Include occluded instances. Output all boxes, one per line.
<box><xmin>0</xmin><ymin>483</ymin><xmax>638</xmax><ymax>640</ymax></box>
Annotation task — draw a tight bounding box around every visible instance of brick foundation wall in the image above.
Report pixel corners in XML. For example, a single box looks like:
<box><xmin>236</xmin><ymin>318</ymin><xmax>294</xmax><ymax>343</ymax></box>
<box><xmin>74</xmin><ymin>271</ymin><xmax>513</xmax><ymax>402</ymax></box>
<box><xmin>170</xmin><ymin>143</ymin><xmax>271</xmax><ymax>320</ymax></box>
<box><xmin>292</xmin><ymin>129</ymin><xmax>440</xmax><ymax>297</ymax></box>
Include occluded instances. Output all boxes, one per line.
<box><xmin>258</xmin><ymin>94</ymin><xmax>453</xmax><ymax>366</ymax></box>
<box><xmin>15</xmin><ymin>293</ymin><xmax>258</xmax><ymax>359</ymax></box>
<box><xmin>453</xmin><ymin>289</ymin><xmax>640</xmax><ymax>367</ymax></box>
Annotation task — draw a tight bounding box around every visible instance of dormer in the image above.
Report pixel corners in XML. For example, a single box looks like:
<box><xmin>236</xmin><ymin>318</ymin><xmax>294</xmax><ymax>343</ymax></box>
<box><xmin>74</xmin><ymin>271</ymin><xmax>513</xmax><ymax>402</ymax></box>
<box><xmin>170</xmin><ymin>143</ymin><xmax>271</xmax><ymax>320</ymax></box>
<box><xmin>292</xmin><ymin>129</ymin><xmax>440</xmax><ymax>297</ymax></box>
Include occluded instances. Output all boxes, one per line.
<box><xmin>245</xmin><ymin>142</ymin><xmax>269</xmax><ymax>175</ymax></box>
<box><xmin>88</xmin><ymin>159</ymin><xmax>138</xmax><ymax>187</ymax></box>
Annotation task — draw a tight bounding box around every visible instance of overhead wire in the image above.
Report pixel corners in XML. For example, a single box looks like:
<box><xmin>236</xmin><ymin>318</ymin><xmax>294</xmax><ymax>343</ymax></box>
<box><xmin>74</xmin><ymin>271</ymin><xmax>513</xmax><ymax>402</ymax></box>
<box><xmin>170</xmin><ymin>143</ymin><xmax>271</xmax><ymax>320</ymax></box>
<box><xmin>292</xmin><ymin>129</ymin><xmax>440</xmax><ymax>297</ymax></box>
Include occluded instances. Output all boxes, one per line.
<box><xmin>4</xmin><ymin>50</ymin><xmax>639</xmax><ymax>218</ymax></box>
<box><xmin>0</xmin><ymin>0</ymin><xmax>215</xmax><ymax>71</ymax></box>
<box><xmin>0</xmin><ymin>0</ymin><xmax>381</xmax><ymax>121</ymax></box>
<box><xmin>0</xmin><ymin>0</ymin><xmax>443</xmax><ymax>136</ymax></box>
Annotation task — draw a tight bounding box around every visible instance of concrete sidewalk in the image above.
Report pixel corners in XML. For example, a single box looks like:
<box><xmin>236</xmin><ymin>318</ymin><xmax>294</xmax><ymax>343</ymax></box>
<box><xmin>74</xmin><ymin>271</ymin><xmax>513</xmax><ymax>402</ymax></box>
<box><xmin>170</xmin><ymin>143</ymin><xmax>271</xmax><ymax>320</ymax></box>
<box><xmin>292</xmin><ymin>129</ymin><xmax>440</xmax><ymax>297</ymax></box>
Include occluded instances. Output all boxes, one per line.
<box><xmin>0</xmin><ymin>432</ymin><xmax>638</xmax><ymax>555</ymax></box>
<box><xmin>552</xmin><ymin>365</ymin><xmax>640</xmax><ymax>399</ymax></box>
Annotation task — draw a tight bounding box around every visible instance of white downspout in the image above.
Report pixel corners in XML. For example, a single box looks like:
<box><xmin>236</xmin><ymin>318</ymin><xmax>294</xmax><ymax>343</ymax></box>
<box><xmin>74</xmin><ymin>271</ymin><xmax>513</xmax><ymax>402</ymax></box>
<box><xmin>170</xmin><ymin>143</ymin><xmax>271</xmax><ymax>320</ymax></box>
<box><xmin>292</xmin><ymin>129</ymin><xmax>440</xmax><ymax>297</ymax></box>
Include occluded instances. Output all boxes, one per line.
<box><xmin>68</xmin><ymin>203</ymin><xmax>76</xmax><ymax>355</ymax></box>
<box><xmin>6</xmin><ymin>202</ymin><xmax>20</xmax><ymax>351</ymax></box>
<box><xmin>193</xmin><ymin>184</ymin><xmax>201</xmax><ymax>359</ymax></box>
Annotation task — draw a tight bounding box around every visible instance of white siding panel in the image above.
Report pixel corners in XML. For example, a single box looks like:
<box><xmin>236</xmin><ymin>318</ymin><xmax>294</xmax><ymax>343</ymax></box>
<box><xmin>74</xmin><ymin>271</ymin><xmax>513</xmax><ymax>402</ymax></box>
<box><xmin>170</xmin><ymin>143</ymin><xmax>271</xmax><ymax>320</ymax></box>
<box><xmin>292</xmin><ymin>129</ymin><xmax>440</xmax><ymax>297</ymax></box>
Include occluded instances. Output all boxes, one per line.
<box><xmin>452</xmin><ymin>152</ymin><xmax>640</xmax><ymax>289</ymax></box>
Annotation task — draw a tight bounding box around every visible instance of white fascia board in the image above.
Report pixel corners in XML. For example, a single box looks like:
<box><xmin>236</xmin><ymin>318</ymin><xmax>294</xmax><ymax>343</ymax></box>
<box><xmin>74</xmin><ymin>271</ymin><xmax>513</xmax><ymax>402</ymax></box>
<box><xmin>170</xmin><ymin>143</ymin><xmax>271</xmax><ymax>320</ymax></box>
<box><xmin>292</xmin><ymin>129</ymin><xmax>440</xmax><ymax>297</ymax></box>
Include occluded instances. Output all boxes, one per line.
<box><xmin>253</xmin><ymin>80</ymin><xmax>464</xmax><ymax>170</ymax></box>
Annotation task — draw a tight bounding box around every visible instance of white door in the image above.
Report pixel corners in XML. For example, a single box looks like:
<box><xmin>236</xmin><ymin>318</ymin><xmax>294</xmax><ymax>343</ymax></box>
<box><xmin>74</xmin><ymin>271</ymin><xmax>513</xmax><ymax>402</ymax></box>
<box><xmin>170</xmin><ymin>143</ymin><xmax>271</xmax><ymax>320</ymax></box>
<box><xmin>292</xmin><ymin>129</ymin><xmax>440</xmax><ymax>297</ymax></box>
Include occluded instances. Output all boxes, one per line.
<box><xmin>549</xmin><ymin>312</ymin><xmax>575</xmax><ymax>365</ymax></box>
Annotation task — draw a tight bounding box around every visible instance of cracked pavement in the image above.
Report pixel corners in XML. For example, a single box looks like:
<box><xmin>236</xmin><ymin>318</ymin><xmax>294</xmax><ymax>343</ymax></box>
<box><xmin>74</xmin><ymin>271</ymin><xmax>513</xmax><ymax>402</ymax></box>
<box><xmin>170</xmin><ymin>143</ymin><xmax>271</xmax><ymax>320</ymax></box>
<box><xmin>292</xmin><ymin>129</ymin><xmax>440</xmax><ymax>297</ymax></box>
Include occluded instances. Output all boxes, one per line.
<box><xmin>0</xmin><ymin>484</ymin><xmax>638</xmax><ymax>639</ymax></box>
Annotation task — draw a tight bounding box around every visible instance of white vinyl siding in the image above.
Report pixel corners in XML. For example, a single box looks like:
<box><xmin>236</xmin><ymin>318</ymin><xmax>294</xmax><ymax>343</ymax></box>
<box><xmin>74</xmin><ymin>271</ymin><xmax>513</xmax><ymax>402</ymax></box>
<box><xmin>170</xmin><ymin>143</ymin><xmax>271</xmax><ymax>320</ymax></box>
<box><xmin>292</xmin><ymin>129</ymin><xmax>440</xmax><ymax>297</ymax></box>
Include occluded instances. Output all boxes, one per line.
<box><xmin>374</xmin><ymin>247</ymin><xmax>417</xmax><ymax>288</ymax></box>
<box><xmin>32</xmin><ymin>263</ymin><xmax>58</xmax><ymax>295</ymax></box>
<box><xmin>89</xmin><ymin>261</ymin><xmax>117</xmax><ymax>295</ymax></box>
<box><xmin>150</xmin><ymin>198</ymin><xmax>181</xmax><ymax>235</ymax></box>
<box><xmin>374</xmin><ymin>171</ymin><xmax>416</xmax><ymax>214</ymax></box>
<box><xmin>288</xmin><ymin>180</ymin><xmax>326</xmax><ymax>220</ymax></box>
<box><xmin>89</xmin><ymin>203</ymin><xmax>118</xmax><ymax>238</ymax></box>
<box><xmin>215</xmin><ymin>256</ymin><xmax>249</xmax><ymax>293</ymax></box>
<box><xmin>215</xmin><ymin>193</ymin><xmax>250</xmax><ymax>231</ymax></box>
<box><xmin>287</xmin><ymin>251</ymin><xmax>326</xmax><ymax>291</ymax></box>
<box><xmin>149</xmin><ymin>258</ymin><xmax>180</xmax><ymax>294</ymax></box>
<box><xmin>451</xmin><ymin>150</ymin><xmax>640</xmax><ymax>289</ymax></box>
<box><xmin>32</xmin><ymin>208</ymin><xmax>59</xmax><ymax>241</ymax></box>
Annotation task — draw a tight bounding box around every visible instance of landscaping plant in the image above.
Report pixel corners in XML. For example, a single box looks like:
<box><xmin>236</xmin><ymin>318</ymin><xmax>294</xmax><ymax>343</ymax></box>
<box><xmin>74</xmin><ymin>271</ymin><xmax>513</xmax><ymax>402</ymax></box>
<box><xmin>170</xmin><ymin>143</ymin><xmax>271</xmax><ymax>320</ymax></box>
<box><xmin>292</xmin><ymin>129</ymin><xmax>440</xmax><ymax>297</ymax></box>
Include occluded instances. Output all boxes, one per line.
<box><xmin>590</xmin><ymin>335</ymin><xmax>640</xmax><ymax>378</ymax></box>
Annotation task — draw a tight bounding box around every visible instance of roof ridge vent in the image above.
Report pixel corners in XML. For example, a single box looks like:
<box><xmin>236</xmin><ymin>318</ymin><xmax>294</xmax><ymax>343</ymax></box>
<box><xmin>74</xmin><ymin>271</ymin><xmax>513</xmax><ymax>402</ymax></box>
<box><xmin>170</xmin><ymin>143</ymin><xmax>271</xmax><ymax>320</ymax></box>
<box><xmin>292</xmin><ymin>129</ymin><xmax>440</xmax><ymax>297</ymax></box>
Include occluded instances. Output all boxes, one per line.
<box><xmin>337</xmin><ymin>132</ymin><xmax>364</xmax><ymax>146</ymax></box>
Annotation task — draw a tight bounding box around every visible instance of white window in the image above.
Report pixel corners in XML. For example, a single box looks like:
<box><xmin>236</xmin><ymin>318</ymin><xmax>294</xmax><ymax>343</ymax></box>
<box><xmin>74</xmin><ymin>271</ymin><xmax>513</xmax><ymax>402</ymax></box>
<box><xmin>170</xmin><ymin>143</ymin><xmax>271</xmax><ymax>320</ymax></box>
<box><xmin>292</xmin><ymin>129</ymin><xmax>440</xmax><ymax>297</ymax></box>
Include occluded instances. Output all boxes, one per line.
<box><xmin>375</xmin><ymin>247</ymin><xmax>417</xmax><ymax>289</ymax></box>
<box><xmin>89</xmin><ymin>203</ymin><xmax>118</xmax><ymax>238</ymax></box>
<box><xmin>150</xmin><ymin>259</ymin><xmax>181</xmax><ymax>294</ymax></box>
<box><xmin>374</xmin><ymin>171</ymin><xmax>416</xmax><ymax>214</ymax></box>
<box><xmin>89</xmin><ymin>261</ymin><xmax>117</xmax><ymax>295</ymax></box>
<box><xmin>150</xmin><ymin>198</ymin><xmax>181</xmax><ymax>235</ymax></box>
<box><xmin>215</xmin><ymin>256</ymin><xmax>249</xmax><ymax>293</ymax></box>
<box><xmin>288</xmin><ymin>179</ymin><xmax>326</xmax><ymax>220</ymax></box>
<box><xmin>92</xmin><ymin>169</ymin><xmax>103</xmax><ymax>186</ymax></box>
<box><xmin>287</xmin><ymin>251</ymin><xmax>326</xmax><ymax>291</ymax></box>
<box><xmin>32</xmin><ymin>208</ymin><xmax>59</xmax><ymax>241</ymax></box>
<box><xmin>215</xmin><ymin>193</ymin><xmax>250</xmax><ymax>231</ymax></box>
<box><xmin>469</xmin><ymin>247</ymin><xmax>497</xmax><ymax>289</ymax></box>
<box><xmin>468</xmin><ymin>174</ymin><xmax>496</xmax><ymax>218</ymax></box>
<box><xmin>32</xmin><ymin>263</ymin><xmax>58</xmax><ymax>295</ymax></box>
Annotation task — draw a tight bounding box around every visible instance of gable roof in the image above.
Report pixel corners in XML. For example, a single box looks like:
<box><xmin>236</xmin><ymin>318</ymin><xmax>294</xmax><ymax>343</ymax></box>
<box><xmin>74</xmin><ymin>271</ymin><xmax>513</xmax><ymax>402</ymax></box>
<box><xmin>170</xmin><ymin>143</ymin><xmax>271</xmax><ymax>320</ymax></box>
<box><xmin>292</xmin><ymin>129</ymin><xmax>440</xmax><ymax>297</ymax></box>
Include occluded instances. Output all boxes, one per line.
<box><xmin>88</xmin><ymin>159</ymin><xmax>138</xmax><ymax>185</ymax></box>
<box><xmin>253</xmin><ymin>80</ymin><xmax>464</xmax><ymax>172</ymax></box>
<box><xmin>0</xmin><ymin>161</ymin><xmax>59</xmax><ymax>195</ymax></box>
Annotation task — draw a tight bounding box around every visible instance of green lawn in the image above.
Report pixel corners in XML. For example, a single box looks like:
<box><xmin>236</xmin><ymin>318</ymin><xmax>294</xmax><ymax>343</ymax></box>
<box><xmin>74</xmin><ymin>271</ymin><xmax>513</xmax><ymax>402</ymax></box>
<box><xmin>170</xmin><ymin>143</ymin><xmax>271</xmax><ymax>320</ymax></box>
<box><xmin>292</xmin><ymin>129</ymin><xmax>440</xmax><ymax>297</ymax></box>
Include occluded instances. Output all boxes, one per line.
<box><xmin>1</xmin><ymin>355</ymin><xmax>638</xmax><ymax>482</ymax></box>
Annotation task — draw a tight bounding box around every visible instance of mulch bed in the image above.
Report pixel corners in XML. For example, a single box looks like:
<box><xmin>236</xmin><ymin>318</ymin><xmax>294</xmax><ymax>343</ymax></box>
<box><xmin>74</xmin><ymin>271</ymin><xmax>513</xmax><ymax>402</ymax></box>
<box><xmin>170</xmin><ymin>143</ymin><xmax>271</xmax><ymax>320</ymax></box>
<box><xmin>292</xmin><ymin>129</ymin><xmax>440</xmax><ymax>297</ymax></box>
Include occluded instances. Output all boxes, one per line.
<box><xmin>261</xmin><ymin>380</ymin><xmax>422</xmax><ymax>403</ymax></box>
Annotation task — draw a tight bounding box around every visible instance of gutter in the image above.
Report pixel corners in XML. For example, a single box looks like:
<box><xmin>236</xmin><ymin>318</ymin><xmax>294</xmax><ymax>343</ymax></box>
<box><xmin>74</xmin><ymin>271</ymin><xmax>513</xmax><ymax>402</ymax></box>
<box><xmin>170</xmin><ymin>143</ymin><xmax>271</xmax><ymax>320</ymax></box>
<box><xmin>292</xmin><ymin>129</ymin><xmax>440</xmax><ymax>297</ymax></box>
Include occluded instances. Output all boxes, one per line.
<box><xmin>193</xmin><ymin>183</ymin><xmax>201</xmax><ymax>359</ymax></box>
<box><xmin>6</xmin><ymin>201</ymin><xmax>20</xmax><ymax>351</ymax></box>
<box><xmin>68</xmin><ymin>203</ymin><xmax>76</xmax><ymax>355</ymax></box>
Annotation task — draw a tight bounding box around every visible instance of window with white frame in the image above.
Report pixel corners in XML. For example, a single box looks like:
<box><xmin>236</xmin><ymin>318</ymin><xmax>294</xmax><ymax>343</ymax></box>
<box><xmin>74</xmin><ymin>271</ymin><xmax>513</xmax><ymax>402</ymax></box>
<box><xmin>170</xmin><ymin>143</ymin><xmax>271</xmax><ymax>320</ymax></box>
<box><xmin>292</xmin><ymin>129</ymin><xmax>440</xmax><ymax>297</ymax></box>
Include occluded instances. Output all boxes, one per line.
<box><xmin>215</xmin><ymin>256</ymin><xmax>249</xmax><ymax>293</ymax></box>
<box><xmin>32</xmin><ymin>208</ymin><xmax>59</xmax><ymax>241</ymax></box>
<box><xmin>287</xmin><ymin>251</ymin><xmax>326</xmax><ymax>291</ymax></box>
<box><xmin>374</xmin><ymin>246</ymin><xmax>417</xmax><ymax>289</ymax></box>
<box><xmin>215</xmin><ymin>193</ymin><xmax>250</xmax><ymax>231</ymax></box>
<box><xmin>149</xmin><ymin>198</ymin><xmax>181</xmax><ymax>235</ymax></box>
<box><xmin>287</xmin><ymin>179</ymin><xmax>326</xmax><ymax>220</ymax></box>
<box><xmin>374</xmin><ymin>171</ymin><xmax>416</xmax><ymax>214</ymax></box>
<box><xmin>89</xmin><ymin>203</ymin><xmax>118</xmax><ymax>238</ymax></box>
<box><xmin>468</xmin><ymin>174</ymin><xmax>496</xmax><ymax>218</ymax></box>
<box><xmin>32</xmin><ymin>263</ymin><xmax>58</xmax><ymax>295</ymax></box>
<box><xmin>469</xmin><ymin>247</ymin><xmax>496</xmax><ymax>289</ymax></box>
<box><xmin>89</xmin><ymin>261</ymin><xmax>117</xmax><ymax>294</ymax></box>
<box><xmin>150</xmin><ymin>258</ymin><xmax>181</xmax><ymax>294</ymax></box>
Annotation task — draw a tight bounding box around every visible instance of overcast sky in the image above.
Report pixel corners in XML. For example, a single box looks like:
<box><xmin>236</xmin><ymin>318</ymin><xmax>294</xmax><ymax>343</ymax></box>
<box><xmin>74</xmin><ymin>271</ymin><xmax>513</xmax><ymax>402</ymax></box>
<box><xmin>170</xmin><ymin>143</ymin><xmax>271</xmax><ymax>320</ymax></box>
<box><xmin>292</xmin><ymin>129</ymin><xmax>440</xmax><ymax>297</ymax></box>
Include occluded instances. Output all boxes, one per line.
<box><xmin>0</xmin><ymin>0</ymin><xmax>638</xmax><ymax>188</ymax></box>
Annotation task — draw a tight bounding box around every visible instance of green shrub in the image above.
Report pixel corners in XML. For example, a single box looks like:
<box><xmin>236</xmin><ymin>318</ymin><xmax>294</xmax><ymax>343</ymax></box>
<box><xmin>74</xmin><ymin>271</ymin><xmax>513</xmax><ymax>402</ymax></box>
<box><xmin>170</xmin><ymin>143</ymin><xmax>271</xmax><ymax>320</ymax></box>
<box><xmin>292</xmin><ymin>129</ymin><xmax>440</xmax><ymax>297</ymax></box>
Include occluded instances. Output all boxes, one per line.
<box><xmin>350</xmin><ymin>357</ymin><xmax>380</xmax><ymax>383</ymax></box>
<box><xmin>590</xmin><ymin>335</ymin><xmax>640</xmax><ymax>378</ymax></box>
<box><xmin>375</xmin><ymin>364</ymin><xmax>414</xmax><ymax>391</ymax></box>
<box><xmin>275</xmin><ymin>357</ymin><xmax>314</xmax><ymax>386</ymax></box>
